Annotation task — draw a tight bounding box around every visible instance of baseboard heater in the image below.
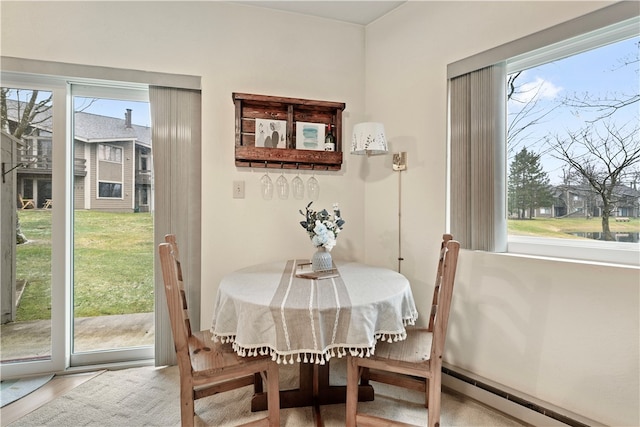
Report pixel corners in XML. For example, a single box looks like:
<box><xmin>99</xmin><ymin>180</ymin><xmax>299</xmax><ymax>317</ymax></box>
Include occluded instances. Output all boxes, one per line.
<box><xmin>442</xmin><ymin>367</ymin><xmax>590</xmax><ymax>427</ymax></box>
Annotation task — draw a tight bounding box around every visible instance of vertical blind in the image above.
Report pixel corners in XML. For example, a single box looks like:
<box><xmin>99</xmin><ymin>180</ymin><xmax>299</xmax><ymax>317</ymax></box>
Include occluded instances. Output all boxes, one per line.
<box><xmin>449</xmin><ymin>63</ymin><xmax>507</xmax><ymax>251</ymax></box>
<box><xmin>150</xmin><ymin>86</ymin><xmax>202</xmax><ymax>366</ymax></box>
<box><xmin>447</xmin><ymin>2</ymin><xmax>637</xmax><ymax>252</ymax></box>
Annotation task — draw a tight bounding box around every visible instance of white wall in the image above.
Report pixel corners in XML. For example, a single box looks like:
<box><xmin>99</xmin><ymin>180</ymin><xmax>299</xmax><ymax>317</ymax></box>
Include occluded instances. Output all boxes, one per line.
<box><xmin>2</xmin><ymin>1</ymin><xmax>638</xmax><ymax>425</ymax></box>
<box><xmin>364</xmin><ymin>2</ymin><xmax>639</xmax><ymax>426</ymax></box>
<box><xmin>0</xmin><ymin>0</ymin><xmax>368</xmax><ymax>326</ymax></box>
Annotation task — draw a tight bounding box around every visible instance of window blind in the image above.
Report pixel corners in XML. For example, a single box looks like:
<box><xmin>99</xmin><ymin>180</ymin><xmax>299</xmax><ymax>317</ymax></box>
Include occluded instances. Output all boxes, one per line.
<box><xmin>450</xmin><ymin>64</ymin><xmax>507</xmax><ymax>251</ymax></box>
<box><xmin>150</xmin><ymin>86</ymin><xmax>202</xmax><ymax>366</ymax></box>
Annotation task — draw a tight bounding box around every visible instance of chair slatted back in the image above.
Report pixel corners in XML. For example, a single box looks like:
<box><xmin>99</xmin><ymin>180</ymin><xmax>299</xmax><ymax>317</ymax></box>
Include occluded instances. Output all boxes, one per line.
<box><xmin>164</xmin><ymin>234</ymin><xmax>192</xmax><ymax>338</ymax></box>
<box><xmin>159</xmin><ymin>242</ymin><xmax>192</xmax><ymax>374</ymax></box>
<box><xmin>427</xmin><ymin>234</ymin><xmax>453</xmax><ymax>331</ymax></box>
<box><xmin>428</xmin><ymin>234</ymin><xmax>460</xmax><ymax>362</ymax></box>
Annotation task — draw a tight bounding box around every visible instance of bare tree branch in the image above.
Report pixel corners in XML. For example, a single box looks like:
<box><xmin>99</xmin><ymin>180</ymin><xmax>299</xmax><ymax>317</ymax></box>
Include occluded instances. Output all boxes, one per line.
<box><xmin>549</xmin><ymin>122</ymin><xmax>640</xmax><ymax>239</ymax></box>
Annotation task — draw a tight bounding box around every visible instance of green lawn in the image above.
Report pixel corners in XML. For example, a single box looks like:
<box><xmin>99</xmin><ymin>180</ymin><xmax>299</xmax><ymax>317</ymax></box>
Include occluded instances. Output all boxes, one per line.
<box><xmin>14</xmin><ymin>211</ymin><xmax>638</xmax><ymax>321</ymax></box>
<box><xmin>16</xmin><ymin>210</ymin><xmax>154</xmax><ymax>321</ymax></box>
<box><xmin>508</xmin><ymin>216</ymin><xmax>640</xmax><ymax>239</ymax></box>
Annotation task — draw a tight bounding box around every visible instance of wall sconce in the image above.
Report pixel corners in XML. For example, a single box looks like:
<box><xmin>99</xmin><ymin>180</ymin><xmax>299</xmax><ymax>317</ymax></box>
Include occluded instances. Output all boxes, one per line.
<box><xmin>350</xmin><ymin>122</ymin><xmax>388</xmax><ymax>155</ymax></box>
<box><xmin>393</xmin><ymin>152</ymin><xmax>407</xmax><ymax>273</ymax></box>
<box><xmin>393</xmin><ymin>152</ymin><xmax>407</xmax><ymax>171</ymax></box>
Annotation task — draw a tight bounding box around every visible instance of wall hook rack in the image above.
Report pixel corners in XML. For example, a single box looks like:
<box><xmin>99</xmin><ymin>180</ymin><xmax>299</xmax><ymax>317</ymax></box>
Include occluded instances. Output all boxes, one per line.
<box><xmin>233</xmin><ymin>92</ymin><xmax>345</xmax><ymax>171</ymax></box>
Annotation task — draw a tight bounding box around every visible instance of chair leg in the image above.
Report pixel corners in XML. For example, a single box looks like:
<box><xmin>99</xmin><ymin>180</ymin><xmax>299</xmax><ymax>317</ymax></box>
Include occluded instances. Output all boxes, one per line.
<box><xmin>266</xmin><ymin>363</ymin><xmax>280</xmax><ymax>427</ymax></box>
<box><xmin>180</xmin><ymin>383</ymin><xmax>195</xmax><ymax>427</ymax></box>
<box><xmin>345</xmin><ymin>356</ymin><xmax>359</xmax><ymax>427</ymax></box>
<box><xmin>427</xmin><ymin>370</ymin><xmax>441</xmax><ymax>427</ymax></box>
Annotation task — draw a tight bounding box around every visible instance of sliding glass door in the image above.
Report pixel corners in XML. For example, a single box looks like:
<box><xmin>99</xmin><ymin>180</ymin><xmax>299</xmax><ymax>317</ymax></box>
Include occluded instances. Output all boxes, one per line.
<box><xmin>1</xmin><ymin>76</ymin><xmax>67</xmax><ymax>377</ymax></box>
<box><xmin>1</xmin><ymin>86</ymin><xmax>55</xmax><ymax>367</ymax></box>
<box><xmin>70</xmin><ymin>85</ymin><xmax>154</xmax><ymax>365</ymax></box>
<box><xmin>0</xmin><ymin>75</ymin><xmax>154</xmax><ymax>377</ymax></box>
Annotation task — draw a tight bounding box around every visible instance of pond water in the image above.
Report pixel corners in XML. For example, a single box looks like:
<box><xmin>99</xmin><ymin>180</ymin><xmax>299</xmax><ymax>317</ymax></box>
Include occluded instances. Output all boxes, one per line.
<box><xmin>569</xmin><ymin>232</ymin><xmax>639</xmax><ymax>243</ymax></box>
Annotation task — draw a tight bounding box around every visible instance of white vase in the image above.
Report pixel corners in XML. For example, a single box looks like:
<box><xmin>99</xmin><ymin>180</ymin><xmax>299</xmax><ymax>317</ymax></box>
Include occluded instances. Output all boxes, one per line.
<box><xmin>311</xmin><ymin>247</ymin><xmax>333</xmax><ymax>272</ymax></box>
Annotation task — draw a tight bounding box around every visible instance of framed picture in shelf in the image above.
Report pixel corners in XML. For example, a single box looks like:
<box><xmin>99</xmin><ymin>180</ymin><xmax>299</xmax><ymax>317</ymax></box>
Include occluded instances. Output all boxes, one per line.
<box><xmin>255</xmin><ymin>118</ymin><xmax>287</xmax><ymax>148</ymax></box>
<box><xmin>295</xmin><ymin>122</ymin><xmax>325</xmax><ymax>151</ymax></box>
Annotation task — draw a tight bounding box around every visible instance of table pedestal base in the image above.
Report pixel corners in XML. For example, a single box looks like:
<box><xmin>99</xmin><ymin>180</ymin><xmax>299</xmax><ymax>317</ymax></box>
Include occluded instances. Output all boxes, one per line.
<box><xmin>251</xmin><ymin>361</ymin><xmax>374</xmax><ymax>411</ymax></box>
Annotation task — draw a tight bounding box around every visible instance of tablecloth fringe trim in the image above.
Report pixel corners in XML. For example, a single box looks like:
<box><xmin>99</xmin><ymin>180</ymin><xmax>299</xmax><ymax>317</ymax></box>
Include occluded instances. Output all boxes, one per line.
<box><xmin>403</xmin><ymin>315</ymin><xmax>418</xmax><ymax>326</ymax></box>
<box><xmin>213</xmin><ymin>331</ymin><xmax>414</xmax><ymax>365</ymax></box>
<box><xmin>260</xmin><ymin>345</ymin><xmax>379</xmax><ymax>365</ymax></box>
<box><xmin>374</xmin><ymin>331</ymin><xmax>407</xmax><ymax>343</ymax></box>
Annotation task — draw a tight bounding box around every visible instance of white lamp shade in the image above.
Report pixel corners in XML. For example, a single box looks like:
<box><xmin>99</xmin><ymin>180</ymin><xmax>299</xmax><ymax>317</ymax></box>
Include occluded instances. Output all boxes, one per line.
<box><xmin>351</xmin><ymin>122</ymin><xmax>388</xmax><ymax>155</ymax></box>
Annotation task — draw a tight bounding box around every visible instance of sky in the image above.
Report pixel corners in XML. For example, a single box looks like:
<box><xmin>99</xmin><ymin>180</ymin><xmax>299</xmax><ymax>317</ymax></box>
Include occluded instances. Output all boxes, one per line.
<box><xmin>507</xmin><ymin>36</ymin><xmax>639</xmax><ymax>185</ymax></box>
<box><xmin>75</xmin><ymin>98</ymin><xmax>151</xmax><ymax>127</ymax></box>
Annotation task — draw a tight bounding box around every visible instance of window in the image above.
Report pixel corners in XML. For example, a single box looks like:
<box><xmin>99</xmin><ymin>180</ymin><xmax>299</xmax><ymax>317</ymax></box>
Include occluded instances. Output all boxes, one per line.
<box><xmin>140</xmin><ymin>187</ymin><xmax>148</xmax><ymax>205</ymax></box>
<box><xmin>98</xmin><ymin>144</ymin><xmax>122</xmax><ymax>163</ymax></box>
<box><xmin>507</xmin><ymin>36</ymin><xmax>639</xmax><ymax>240</ymax></box>
<box><xmin>98</xmin><ymin>181</ymin><xmax>122</xmax><ymax>198</ymax></box>
<box><xmin>140</xmin><ymin>155</ymin><xmax>149</xmax><ymax>171</ymax></box>
<box><xmin>448</xmin><ymin>3</ymin><xmax>639</xmax><ymax>265</ymax></box>
<box><xmin>22</xmin><ymin>179</ymin><xmax>34</xmax><ymax>199</ymax></box>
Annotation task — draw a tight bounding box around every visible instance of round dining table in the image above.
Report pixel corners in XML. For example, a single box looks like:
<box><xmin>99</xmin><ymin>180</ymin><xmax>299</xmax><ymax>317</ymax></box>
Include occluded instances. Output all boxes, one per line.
<box><xmin>210</xmin><ymin>258</ymin><xmax>418</xmax><ymax>410</ymax></box>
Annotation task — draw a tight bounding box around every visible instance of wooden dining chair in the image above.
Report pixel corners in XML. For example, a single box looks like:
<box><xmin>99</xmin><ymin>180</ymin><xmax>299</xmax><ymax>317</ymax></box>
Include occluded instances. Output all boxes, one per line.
<box><xmin>159</xmin><ymin>236</ymin><xmax>280</xmax><ymax>427</ymax></box>
<box><xmin>346</xmin><ymin>234</ymin><xmax>460</xmax><ymax>427</ymax></box>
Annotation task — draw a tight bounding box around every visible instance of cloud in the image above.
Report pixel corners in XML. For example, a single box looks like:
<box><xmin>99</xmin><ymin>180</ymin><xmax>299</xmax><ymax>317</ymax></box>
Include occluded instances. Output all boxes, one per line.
<box><xmin>514</xmin><ymin>77</ymin><xmax>562</xmax><ymax>103</ymax></box>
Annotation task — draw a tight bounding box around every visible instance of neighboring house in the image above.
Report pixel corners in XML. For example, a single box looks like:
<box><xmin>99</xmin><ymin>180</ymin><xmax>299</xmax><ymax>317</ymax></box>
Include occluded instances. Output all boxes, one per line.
<box><xmin>534</xmin><ymin>184</ymin><xmax>640</xmax><ymax>219</ymax></box>
<box><xmin>6</xmin><ymin>101</ymin><xmax>152</xmax><ymax>213</ymax></box>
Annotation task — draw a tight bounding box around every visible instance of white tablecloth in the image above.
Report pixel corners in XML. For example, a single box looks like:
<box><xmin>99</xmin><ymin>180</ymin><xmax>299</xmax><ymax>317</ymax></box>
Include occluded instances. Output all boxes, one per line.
<box><xmin>211</xmin><ymin>259</ymin><xmax>418</xmax><ymax>364</ymax></box>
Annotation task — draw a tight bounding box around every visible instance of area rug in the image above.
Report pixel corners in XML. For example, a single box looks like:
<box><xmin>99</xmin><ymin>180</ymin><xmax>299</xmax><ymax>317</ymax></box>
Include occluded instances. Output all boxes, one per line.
<box><xmin>7</xmin><ymin>359</ymin><xmax>525</xmax><ymax>426</ymax></box>
<box><xmin>1</xmin><ymin>374</ymin><xmax>54</xmax><ymax>407</ymax></box>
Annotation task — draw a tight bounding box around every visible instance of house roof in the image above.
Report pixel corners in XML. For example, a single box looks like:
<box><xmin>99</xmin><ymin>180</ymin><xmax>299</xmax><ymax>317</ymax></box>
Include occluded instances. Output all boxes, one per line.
<box><xmin>73</xmin><ymin>111</ymin><xmax>151</xmax><ymax>146</ymax></box>
<box><xmin>555</xmin><ymin>183</ymin><xmax>640</xmax><ymax>198</ymax></box>
<box><xmin>5</xmin><ymin>99</ymin><xmax>151</xmax><ymax>147</ymax></box>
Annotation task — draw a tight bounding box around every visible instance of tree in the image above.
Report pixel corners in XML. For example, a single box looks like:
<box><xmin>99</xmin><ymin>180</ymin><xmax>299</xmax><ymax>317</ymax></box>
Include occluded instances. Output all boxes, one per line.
<box><xmin>507</xmin><ymin>72</ymin><xmax>561</xmax><ymax>159</ymax></box>
<box><xmin>559</xmin><ymin>40</ymin><xmax>639</xmax><ymax>123</ymax></box>
<box><xmin>1</xmin><ymin>88</ymin><xmax>53</xmax><ymax>245</ymax></box>
<box><xmin>508</xmin><ymin>147</ymin><xmax>555</xmax><ymax>219</ymax></box>
<box><xmin>547</xmin><ymin>40</ymin><xmax>639</xmax><ymax>239</ymax></box>
<box><xmin>550</xmin><ymin>121</ymin><xmax>640</xmax><ymax>240</ymax></box>
<box><xmin>1</xmin><ymin>88</ymin><xmax>52</xmax><ymax>139</ymax></box>
<box><xmin>1</xmin><ymin>88</ymin><xmax>95</xmax><ymax>138</ymax></box>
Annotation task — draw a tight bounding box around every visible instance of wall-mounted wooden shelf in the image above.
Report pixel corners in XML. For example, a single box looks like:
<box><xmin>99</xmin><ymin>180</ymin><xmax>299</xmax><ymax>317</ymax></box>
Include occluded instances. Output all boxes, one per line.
<box><xmin>233</xmin><ymin>92</ymin><xmax>346</xmax><ymax>171</ymax></box>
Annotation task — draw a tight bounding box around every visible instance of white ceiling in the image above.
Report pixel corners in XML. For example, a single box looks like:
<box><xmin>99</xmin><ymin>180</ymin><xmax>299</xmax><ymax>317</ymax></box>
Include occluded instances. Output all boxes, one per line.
<box><xmin>231</xmin><ymin>1</ymin><xmax>407</xmax><ymax>25</ymax></box>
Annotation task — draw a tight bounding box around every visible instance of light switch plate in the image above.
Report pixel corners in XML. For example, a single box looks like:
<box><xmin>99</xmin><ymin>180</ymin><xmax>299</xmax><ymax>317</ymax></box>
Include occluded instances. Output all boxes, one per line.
<box><xmin>233</xmin><ymin>181</ymin><xmax>245</xmax><ymax>198</ymax></box>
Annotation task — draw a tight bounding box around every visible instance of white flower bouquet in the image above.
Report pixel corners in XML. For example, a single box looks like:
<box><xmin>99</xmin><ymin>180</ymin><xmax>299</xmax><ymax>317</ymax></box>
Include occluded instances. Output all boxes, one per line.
<box><xmin>299</xmin><ymin>202</ymin><xmax>345</xmax><ymax>251</ymax></box>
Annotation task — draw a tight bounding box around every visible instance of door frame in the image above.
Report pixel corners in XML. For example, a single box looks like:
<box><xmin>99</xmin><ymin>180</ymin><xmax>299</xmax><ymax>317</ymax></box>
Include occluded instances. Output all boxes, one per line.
<box><xmin>0</xmin><ymin>75</ymin><xmax>68</xmax><ymax>378</ymax></box>
<box><xmin>0</xmin><ymin>74</ymin><xmax>154</xmax><ymax>378</ymax></box>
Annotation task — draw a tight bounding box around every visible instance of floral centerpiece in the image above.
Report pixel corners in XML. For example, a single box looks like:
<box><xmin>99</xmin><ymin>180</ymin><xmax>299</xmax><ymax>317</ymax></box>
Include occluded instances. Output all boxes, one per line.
<box><xmin>299</xmin><ymin>202</ymin><xmax>345</xmax><ymax>271</ymax></box>
<box><xmin>299</xmin><ymin>202</ymin><xmax>345</xmax><ymax>250</ymax></box>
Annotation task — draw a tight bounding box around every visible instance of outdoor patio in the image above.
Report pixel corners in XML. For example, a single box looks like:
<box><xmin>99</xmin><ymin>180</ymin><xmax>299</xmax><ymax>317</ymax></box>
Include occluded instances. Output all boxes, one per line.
<box><xmin>0</xmin><ymin>312</ymin><xmax>153</xmax><ymax>362</ymax></box>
